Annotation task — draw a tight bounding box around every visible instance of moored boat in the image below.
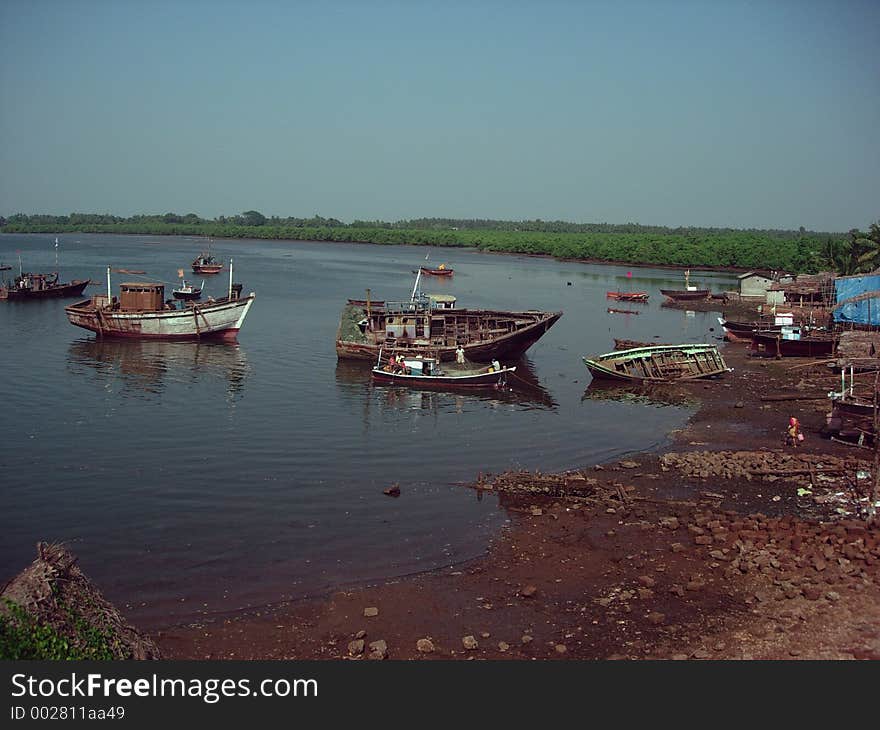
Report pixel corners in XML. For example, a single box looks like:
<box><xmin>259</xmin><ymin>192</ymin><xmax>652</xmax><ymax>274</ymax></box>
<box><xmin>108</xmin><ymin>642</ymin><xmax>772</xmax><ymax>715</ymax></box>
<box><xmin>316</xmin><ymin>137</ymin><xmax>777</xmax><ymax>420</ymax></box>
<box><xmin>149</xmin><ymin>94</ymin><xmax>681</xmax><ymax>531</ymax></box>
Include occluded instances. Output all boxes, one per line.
<box><xmin>192</xmin><ymin>251</ymin><xmax>223</xmax><ymax>274</ymax></box>
<box><xmin>371</xmin><ymin>352</ymin><xmax>515</xmax><ymax>388</ymax></box>
<box><xmin>65</xmin><ymin>261</ymin><xmax>254</xmax><ymax>341</ymax></box>
<box><xmin>1</xmin><ymin>272</ymin><xmax>90</xmax><ymax>301</ymax></box>
<box><xmin>606</xmin><ymin>291</ymin><xmax>649</xmax><ymax>302</ymax></box>
<box><xmin>418</xmin><ymin>264</ymin><xmax>454</xmax><ymax>277</ymax></box>
<box><xmin>583</xmin><ymin>343</ymin><xmax>731</xmax><ymax>383</ymax></box>
<box><xmin>660</xmin><ymin>269</ymin><xmax>710</xmax><ymax>302</ymax></box>
<box><xmin>172</xmin><ymin>280</ymin><xmax>204</xmax><ymax>301</ymax></box>
<box><xmin>749</xmin><ymin>327</ymin><xmax>837</xmax><ymax>358</ymax></box>
<box><xmin>613</xmin><ymin>338</ymin><xmax>669</xmax><ymax>350</ymax></box>
<box><xmin>337</xmin><ymin>272</ymin><xmax>561</xmax><ymax>362</ymax></box>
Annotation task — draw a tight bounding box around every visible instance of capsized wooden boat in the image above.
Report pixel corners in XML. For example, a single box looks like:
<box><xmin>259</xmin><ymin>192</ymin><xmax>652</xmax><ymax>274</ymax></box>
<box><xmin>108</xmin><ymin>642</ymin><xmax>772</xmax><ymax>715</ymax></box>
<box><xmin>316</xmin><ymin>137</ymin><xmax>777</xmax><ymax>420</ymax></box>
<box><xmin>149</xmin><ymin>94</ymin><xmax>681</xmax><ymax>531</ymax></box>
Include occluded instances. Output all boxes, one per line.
<box><xmin>606</xmin><ymin>291</ymin><xmax>649</xmax><ymax>302</ymax></box>
<box><xmin>65</xmin><ymin>263</ymin><xmax>254</xmax><ymax>341</ymax></box>
<box><xmin>371</xmin><ymin>353</ymin><xmax>515</xmax><ymax>388</ymax></box>
<box><xmin>337</xmin><ymin>296</ymin><xmax>562</xmax><ymax>362</ymax></box>
<box><xmin>583</xmin><ymin>343</ymin><xmax>731</xmax><ymax>383</ymax></box>
<box><xmin>1</xmin><ymin>272</ymin><xmax>90</xmax><ymax>301</ymax></box>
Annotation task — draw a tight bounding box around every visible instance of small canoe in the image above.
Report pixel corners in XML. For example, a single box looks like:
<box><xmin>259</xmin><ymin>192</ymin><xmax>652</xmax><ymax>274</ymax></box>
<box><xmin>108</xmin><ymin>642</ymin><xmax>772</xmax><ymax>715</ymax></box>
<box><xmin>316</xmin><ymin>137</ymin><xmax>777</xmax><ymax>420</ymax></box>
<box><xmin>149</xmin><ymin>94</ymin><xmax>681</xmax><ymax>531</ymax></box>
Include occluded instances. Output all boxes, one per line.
<box><xmin>606</xmin><ymin>291</ymin><xmax>649</xmax><ymax>302</ymax></box>
<box><xmin>584</xmin><ymin>343</ymin><xmax>730</xmax><ymax>383</ymax></box>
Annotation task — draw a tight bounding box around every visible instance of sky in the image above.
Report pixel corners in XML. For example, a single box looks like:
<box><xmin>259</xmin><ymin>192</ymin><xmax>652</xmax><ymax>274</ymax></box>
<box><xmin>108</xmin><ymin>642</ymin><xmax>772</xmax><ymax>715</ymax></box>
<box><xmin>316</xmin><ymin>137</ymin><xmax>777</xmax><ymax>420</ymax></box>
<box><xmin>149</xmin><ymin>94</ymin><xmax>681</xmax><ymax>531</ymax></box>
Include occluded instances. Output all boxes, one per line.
<box><xmin>1</xmin><ymin>0</ymin><xmax>877</xmax><ymax>232</ymax></box>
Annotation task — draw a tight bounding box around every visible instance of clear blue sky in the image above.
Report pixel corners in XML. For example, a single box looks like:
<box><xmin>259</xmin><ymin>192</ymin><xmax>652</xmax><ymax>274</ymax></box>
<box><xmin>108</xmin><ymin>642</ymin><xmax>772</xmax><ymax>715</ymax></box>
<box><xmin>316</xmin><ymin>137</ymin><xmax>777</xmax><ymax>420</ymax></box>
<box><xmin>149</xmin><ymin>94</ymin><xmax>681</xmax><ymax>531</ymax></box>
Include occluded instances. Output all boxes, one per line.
<box><xmin>1</xmin><ymin>0</ymin><xmax>877</xmax><ymax>231</ymax></box>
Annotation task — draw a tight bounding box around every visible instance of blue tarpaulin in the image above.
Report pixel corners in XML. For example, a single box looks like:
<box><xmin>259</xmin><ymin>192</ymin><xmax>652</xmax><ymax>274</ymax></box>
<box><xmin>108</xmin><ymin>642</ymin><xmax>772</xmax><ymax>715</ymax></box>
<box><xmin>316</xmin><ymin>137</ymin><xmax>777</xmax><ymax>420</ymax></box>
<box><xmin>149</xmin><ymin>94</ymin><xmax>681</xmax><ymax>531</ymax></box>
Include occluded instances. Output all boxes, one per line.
<box><xmin>834</xmin><ymin>275</ymin><xmax>880</xmax><ymax>325</ymax></box>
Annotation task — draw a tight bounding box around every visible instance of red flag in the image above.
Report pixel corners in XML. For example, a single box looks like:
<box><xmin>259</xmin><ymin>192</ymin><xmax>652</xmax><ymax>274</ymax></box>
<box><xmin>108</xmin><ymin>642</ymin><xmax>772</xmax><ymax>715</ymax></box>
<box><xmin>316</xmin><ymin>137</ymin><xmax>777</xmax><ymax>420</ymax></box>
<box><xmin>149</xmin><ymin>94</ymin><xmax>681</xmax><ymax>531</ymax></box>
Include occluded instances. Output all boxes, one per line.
<box><xmin>626</xmin><ymin>271</ymin><xmax>632</xmax><ymax>278</ymax></box>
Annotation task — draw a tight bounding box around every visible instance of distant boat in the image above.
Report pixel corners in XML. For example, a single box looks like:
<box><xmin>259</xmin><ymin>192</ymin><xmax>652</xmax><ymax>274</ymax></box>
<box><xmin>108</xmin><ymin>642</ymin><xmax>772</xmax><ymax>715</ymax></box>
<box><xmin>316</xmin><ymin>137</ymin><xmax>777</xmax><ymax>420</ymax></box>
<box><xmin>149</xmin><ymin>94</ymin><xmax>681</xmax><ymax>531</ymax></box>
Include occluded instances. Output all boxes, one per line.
<box><xmin>660</xmin><ymin>269</ymin><xmax>710</xmax><ymax>302</ymax></box>
<box><xmin>607</xmin><ymin>307</ymin><xmax>640</xmax><ymax>315</ymax></box>
<box><xmin>418</xmin><ymin>265</ymin><xmax>454</xmax><ymax>277</ymax></box>
<box><xmin>1</xmin><ymin>272</ymin><xmax>90</xmax><ymax>301</ymax></box>
<box><xmin>614</xmin><ymin>338</ymin><xmax>669</xmax><ymax>350</ymax></box>
<box><xmin>583</xmin><ymin>343</ymin><xmax>731</xmax><ymax>383</ymax></box>
<box><xmin>371</xmin><ymin>352</ymin><xmax>515</xmax><ymax>388</ymax></box>
<box><xmin>172</xmin><ymin>279</ymin><xmax>203</xmax><ymax>301</ymax></box>
<box><xmin>606</xmin><ymin>291</ymin><xmax>649</xmax><ymax>302</ymax></box>
<box><xmin>66</xmin><ymin>261</ymin><xmax>254</xmax><ymax>341</ymax></box>
<box><xmin>192</xmin><ymin>250</ymin><xmax>223</xmax><ymax>274</ymax></box>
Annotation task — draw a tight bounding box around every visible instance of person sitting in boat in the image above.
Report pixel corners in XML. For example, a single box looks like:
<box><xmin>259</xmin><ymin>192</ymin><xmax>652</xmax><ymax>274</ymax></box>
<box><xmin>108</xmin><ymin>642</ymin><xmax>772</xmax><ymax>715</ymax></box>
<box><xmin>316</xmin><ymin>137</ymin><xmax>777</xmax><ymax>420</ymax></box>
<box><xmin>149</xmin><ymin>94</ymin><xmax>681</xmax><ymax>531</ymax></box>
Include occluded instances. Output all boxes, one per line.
<box><xmin>490</xmin><ymin>358</ymin><xmax>501</xmax><ymax>373</ymax></box>
<box><xmin>386</xmin><ymin>354</ymin><xmax>398</xmax><ymax>373</ymax></box>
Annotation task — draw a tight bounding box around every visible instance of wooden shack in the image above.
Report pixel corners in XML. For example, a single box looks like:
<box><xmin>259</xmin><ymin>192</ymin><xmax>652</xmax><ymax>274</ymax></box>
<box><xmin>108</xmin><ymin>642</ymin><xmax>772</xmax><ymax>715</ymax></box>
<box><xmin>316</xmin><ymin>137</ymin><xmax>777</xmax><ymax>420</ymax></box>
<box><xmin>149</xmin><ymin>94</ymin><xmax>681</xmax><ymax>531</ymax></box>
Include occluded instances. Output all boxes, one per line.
<box><xmin>119</xmin><ymin>283</ymin><xmax>164</xmax><ymax>311</ymax></box>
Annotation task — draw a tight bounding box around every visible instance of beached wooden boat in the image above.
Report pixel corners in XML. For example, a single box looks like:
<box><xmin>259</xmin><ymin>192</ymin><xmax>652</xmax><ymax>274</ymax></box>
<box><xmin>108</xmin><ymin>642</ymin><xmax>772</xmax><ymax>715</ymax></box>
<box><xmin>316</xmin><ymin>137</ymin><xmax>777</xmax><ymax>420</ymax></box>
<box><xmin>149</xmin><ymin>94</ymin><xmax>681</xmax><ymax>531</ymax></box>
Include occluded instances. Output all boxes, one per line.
<box><xmin>337</xmin><ymin>298</ymin><xmax>561</xmax><ymax>362</ymax></box>
<box><xmin>749</xmin><ymin>328</ymin><xmax>837</xmax><ymax>358</ymax></box>
<box><xmin>606</xmin><ymin>291</ymin><xmax>649</xmax><ymax>302</ymax></box>
<box><xmin>66</xmin><ymin>263</ymin><xmax>254</xmax><ymax>341</ymax></box>
<box><xmin>583</xmin><ymin>343</ymin><xmax>730</xmax><ymax>383</ymax></box>
<box><xmin>192</xmin><ymin>251</ymin><xmax>223</xmax><ymax>274</ymax></box>
<box><xmin>1</xmin><ymin>272</ymin><xmax>90</xmax><ymax>301</ymax></box>
<box><xmin>371</xmin><ymin>353</ymin><xmax>515</xmax><ymax>388</ymax></box>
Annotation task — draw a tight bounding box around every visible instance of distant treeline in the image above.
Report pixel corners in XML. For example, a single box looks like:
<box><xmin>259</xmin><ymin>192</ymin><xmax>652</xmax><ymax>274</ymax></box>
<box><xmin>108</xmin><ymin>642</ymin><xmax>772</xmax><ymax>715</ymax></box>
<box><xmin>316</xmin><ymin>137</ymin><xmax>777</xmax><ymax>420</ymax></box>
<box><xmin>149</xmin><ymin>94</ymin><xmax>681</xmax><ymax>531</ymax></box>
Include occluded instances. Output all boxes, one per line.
<box><xmin>0</xmin><ymin>211</ymin><xmax>861</xmax><ymax>273</ymax></box>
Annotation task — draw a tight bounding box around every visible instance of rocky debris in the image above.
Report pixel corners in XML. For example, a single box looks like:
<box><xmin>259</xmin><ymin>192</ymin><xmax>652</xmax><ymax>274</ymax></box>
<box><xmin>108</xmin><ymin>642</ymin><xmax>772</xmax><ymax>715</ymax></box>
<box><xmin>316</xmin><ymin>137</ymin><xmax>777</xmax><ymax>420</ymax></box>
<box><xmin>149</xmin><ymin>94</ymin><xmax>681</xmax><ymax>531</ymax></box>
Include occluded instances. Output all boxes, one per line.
<box><xmin>0</xmin><ymin>542</ymin><xmax>160</xmax><ymax>660</ymax></box>
<box><xmin>363</xmin><ymin>607</ymin><xmax>379</xmax><ymax>617</ymax></box>
<box><xmin>348</xmin><ymin>639</ymin><xmax>365</xmax><ymax>656</ymax></box>
<box><xmin>619</xmin><ymin>461</ymin><xmax>640</xmax><ymax>469</ymax></box>
<box><xmin>368</xmin><ymin>639</ymin><xmax>387</xmax><ymax>659</ymax></box>
<box><xmin>462</xmin><ymin>635</ymin><xmax>478</xmax><ymax>650</ymax></box>
<box><xmin>498</xmin><ymin>641</ymin><xmax>510</xmax><ymax>652</ymax></box>
<box><xmin>554</xmin><ymin>644</ymin><xmax>568</xmax><ymax>654</ymax></box>
<box><xmin>520</xmin><ymin>585</ymin><xmax>538</xmax><ymax>598</ymax></box>
<box><xmin>416</xmin><ymin>638</ymin><xmax>435</xmax><ymax>653</ymax></box>
<box><xmin>464</xmin><ymin>469</ymin><xmax>601</xmax><ymax>499</ymax></box>
<box><xmin>659</xmin><ymin>450</ymin><xmax>868</xmax><ymax>483</ymax></box>
<box><xmin>383</xmin><ymin>484</ymin><xmax>401</xmax><ymax>497</ymax></box>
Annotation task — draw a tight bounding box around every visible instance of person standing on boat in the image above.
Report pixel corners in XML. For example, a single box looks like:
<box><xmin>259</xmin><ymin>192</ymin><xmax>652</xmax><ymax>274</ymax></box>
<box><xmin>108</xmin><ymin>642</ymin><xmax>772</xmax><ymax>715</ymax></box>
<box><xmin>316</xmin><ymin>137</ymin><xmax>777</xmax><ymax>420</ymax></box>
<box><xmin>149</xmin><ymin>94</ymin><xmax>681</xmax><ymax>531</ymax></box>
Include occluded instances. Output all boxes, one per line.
<box><xmin>456</xmin><ymin>345</ymin><xmax>465</xmax><ymax>364</ymax></box>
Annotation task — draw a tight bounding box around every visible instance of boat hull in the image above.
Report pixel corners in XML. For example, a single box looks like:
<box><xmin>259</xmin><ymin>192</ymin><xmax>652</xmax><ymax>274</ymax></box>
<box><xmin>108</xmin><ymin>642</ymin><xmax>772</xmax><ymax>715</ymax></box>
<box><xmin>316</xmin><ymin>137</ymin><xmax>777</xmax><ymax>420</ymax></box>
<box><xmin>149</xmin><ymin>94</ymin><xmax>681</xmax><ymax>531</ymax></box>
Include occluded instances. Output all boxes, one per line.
<box><xmin>660</xmin><ymin>289</ymin><xmax>710</xmax><ymax>301</ymax></box>
<box><xmin>1</xmin><ymin>280</ymin><xmax>90</xmax><ymax>301</ymax></box>
<box><xmin>371</xmin><ymin>366</ymin><xmax>514</xmax><ymax>388</ymax></box>
<box><xmin>749</xmin><ymin>332</ymin><xmax>836</xmax><ymax>357</ymax></box>
<box><xmin>336</xmin><ymin>310</ymin><xmax>563</xmax><ymax>362</ymax></box>
<box><xmin>192</xmin><ymin>265</ymin><xmax>223</xmax><ymax>274</ymax></box>
<box><xmin>418</xmin><ymin>267</ymin><xmax>454</xmax><ymax>277</ymax></box>
<box><xmin>65</xmin><ymin>294</ymin><xmax>255</xmax><ymax>341</ymax></box>
<box><xmin>583</xmin><ymin>344</ymin><xmax>730</xmax><ymax>383</ymax></box>
<box><xmin>606</xmin><ymin>291</ymin><xmax>648</xmax><ymax>302</ymax></box>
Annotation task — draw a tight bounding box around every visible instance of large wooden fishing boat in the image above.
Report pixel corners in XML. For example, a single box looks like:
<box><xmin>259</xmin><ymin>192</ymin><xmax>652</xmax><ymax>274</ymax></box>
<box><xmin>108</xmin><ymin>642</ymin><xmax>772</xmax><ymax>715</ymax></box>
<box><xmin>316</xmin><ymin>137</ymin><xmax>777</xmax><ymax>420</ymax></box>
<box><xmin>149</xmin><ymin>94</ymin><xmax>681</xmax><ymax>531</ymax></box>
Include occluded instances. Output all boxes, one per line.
<box><xmin>337</xmin><ymin>298</ymin><xmax>561</xmax><ymax>362</ymax></box>
<box><xmin>749</xmin><ymin>327</ymin><xmax>837</xmax><ymax>358</ymax></box>
<box><xmin>583</xmin><ymin>343</ymin><xmax>730</xmax><ymax>383</ymax></box>
<box><xmin>1</xmin><ymin>272</ymin><xmax>90</xmax><ymax>301</ymax></box>
<box><xmin>65</xmin><ymin>263</ymin><xmax>254</xmax><ymax>341</ymax></box>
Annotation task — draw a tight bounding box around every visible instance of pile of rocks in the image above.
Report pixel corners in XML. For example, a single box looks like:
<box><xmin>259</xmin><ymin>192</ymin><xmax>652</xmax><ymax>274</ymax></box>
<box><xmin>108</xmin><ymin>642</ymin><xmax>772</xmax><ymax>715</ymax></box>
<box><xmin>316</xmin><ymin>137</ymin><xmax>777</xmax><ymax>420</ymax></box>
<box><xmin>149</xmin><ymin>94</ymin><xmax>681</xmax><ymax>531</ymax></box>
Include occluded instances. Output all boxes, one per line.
<box><xmin>659</xmin><ymin>450</ymin><xmax>868</xmax><ymax>482</ymax></box>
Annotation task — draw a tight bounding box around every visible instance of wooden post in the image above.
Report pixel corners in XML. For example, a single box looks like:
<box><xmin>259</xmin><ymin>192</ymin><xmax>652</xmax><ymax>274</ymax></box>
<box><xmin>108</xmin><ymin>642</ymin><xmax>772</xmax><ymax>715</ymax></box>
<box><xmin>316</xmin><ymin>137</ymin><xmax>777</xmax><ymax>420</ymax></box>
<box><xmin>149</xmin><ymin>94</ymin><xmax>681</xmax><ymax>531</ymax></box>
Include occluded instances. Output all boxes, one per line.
<box><xmin>872</xmin><ymin>371</ymin><xmax>879</xmax><ymax>525</ymax></box>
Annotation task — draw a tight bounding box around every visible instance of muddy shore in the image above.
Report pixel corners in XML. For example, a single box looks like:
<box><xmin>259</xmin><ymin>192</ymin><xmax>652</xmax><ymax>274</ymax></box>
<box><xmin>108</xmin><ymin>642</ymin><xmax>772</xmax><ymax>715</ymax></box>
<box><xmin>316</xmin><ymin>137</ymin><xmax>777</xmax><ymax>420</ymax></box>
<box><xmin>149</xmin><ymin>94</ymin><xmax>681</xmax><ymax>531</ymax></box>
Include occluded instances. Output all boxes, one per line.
<box><xmin>158</xmin><ymin>339</ymin><xmax>880</xmax><ymax>660</ymax></box>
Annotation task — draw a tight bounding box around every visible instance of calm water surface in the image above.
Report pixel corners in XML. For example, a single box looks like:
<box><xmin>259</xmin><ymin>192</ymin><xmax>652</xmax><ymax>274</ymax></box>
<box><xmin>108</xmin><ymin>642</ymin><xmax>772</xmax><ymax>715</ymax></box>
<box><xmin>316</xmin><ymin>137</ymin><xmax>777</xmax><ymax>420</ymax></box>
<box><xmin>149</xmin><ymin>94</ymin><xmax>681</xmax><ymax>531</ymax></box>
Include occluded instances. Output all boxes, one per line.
<box><xmin>0</xmin><ymin>234</ymin><xmax>736</xmax><ymax>626</ymax></box>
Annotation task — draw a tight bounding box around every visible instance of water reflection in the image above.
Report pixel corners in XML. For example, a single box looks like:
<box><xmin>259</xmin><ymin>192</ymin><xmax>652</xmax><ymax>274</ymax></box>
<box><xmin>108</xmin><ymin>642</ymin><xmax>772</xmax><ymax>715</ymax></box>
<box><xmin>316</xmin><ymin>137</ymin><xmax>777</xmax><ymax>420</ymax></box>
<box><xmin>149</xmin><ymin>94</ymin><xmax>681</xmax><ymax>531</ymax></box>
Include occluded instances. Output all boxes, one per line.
<box><xmin>67</xmin><ymin>338</ymin><xmax>250</xmax><ymax>399</ymax></box>
<box><xmin>581</xmin><ymin>380</ymin><xmax>697</xmax><ymax>408</ymax></box>
<box><xmin>334</xmin><ymin>357</ymin><xmax>557</xmax><ymax>411</ymax></box>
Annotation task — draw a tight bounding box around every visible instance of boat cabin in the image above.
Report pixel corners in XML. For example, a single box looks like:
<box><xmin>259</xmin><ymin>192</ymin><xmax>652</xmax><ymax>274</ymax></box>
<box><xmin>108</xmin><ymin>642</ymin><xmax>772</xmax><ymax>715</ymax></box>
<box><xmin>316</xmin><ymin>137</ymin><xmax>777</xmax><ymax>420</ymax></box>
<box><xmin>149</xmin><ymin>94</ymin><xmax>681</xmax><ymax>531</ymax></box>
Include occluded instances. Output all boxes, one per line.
<box><xmin>119</xmin><ymin>283</ymin><xmax>165</xmax><ymax>311</ymax></box>
<box><xmin>400</xmin><ymin>357</ymin><xmax>440</xmax><ymax>375</ymax></box>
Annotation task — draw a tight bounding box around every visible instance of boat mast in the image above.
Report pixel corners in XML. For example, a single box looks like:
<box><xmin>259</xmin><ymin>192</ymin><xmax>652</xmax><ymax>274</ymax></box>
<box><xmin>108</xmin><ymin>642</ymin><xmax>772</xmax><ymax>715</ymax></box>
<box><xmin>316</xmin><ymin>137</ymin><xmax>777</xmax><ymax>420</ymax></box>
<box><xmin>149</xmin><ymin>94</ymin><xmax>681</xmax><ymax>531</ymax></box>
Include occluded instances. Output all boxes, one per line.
<box><xmin>228</xmin><ymin>258</ymin><xmax>233</xmax><ymax>299</ymax></box>
<box><xmin>106</xmin><ymin>266</ymin><xmax>111</xmax><ymax>299</ymax></box>
<box><xmin>410</xmin><ymin>269</ymin><xmax>422</xmax><ymax>302</ymax></box>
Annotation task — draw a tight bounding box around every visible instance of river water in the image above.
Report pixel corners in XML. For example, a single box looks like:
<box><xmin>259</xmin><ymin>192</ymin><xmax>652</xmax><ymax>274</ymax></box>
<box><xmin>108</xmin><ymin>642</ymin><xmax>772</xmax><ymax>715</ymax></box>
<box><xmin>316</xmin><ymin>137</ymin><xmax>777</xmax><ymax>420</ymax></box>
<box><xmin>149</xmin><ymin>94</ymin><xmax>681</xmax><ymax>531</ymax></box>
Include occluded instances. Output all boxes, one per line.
<box><xmin>0</xmin><ymin>234</ymin><xmax>736</xmax><ymax>627</ymax></box>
